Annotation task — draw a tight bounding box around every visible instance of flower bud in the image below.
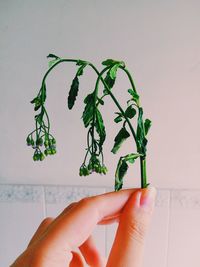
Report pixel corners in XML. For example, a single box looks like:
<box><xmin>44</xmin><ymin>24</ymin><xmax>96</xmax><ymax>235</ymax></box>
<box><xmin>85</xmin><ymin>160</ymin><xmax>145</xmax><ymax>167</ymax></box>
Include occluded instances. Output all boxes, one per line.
<box><xmin>26</xmin><ymin>136</ymin><xmax>31</xmax><ymax>146</ymax></box>
<box><xmin>44</xmin><ymin>140</ymin><xmax>49</xmax><ymax>147</ymax></box>
<box><xmin>39</xmin><ymin>153</ymin><xmax>45</xmax><ymax>161</ymax></box>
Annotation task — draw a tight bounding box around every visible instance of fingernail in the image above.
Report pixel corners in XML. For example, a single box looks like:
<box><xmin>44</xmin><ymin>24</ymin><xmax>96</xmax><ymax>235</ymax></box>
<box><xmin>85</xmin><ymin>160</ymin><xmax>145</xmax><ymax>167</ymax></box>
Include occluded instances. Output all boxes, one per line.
<box><xmin>140</xmin><ymin>186</ymin><xmax>157</xmax><ymax>211</ymax></box>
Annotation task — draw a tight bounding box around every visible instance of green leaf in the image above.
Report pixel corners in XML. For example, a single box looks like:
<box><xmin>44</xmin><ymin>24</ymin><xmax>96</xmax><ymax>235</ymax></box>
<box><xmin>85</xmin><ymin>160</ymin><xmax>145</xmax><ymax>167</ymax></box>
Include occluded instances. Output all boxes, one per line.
<box><xmin>68</xmin><ymin>76</ymin><xmax>79</xmax><ymax>110</ymax></box>
<box><xmin>84</xmin><ymin>92</ymin><xmax>94</xmax><ymax>104</ymax></box>
<box><xmin>48</xmin><ymin>58</ymin><xmax>60</xmax><ymax>68</ymax></box>
<box><xmin>124</xmin><ymin>153</ymin><xmax>141</xmax><ymax>164</ymax></box>
<box><xmin>144</xmin><ymin>119</ymin><xmax>152</xmax><ymax>135</ymax></box>
<box><xmin>115</xmin><ymin>158</ymin><xmax>128</xmax><ymax>191</ymax></box>
<box><xmin>35</xmin><ymin>114</ymin><xmax>42</xmax><ymax>125</ymax></box>
<box><xmin>109</xmin><ymin>63</ymin><xmax>121</xmax><ymax>79</ymax></box>
<box><xmin>47</xmin><ymin>54</ymin><xmax>60</xmax><ymax>59</ymax></box>
<box><xmin>136</xmin><ymin>107</ymin><xmax>144</xmax><ymax>142</ymax></box>
<box><xmin>30</xmin><ymin>97</ymin><xmax>39</xmax><ymax>104</ymax></box>
<box><xmin>125</xmin><ymin>105</ymin><xmax>136</xmax><ymax>119</ymax></box>
<box><xmin>111</xmin><ymin>127</ymin><xmax>130</xmax><ymax>154</ymax></box>
<box><xmin>114</xmin><ymin>115</ymin><xmax>123</xmax><ymax>123</ymax></box>
<box><xmin>77</xmin><ymin>63</ymin><xmax>87</xmax><ymax>76</ymax></box>
<box><xmin>97</xmin><ymin>97</ymin><xmax>104</xmax><ymax>105</ymax></box>
<box><xmin>102</xmin><ymin>59</ymin><xmax>119</xmax><ymax>66</ymax></box>
<box><xmin>82</xmin><ymin>93</ymin><xmax>94</xmax><ymax>127</ymax></box>
<box><xmin>102</xmin><ymin>59</ymin><xmax>125</xmax><ymax>67</ymax></box>
<box><xmin>136</xmin><ymin>107</ymin><xmax>148</xmax><ymax>154</ymax></box>
<box><xmin>95</xmin><ymin>109</ymin><xmax>106</xmax><ymax>147</ymax></box>
<box><xmin>128</xmin><ymin>89</ymin><xmax>140</xmax><ymax>105</ymax></box>
<box><xmin>76</xmin><ymin>60</ymin><xmax>88</xmax><ymax>66</ymax></box>
<box><xmin>103</xmin><ymin>71</ymin><xmax>116</xmax><ymax>95</ymax></box>
<box><xmin>34</xmin><ymin>99</ymin><xmax>42</xmax><ymax>111</ymax></box>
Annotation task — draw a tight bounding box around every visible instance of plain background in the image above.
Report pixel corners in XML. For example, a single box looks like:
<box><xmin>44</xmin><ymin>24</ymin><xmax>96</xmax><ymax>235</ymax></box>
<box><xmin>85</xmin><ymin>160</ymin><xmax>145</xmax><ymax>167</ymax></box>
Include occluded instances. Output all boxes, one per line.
<box><xmin>0</xmin><ymin>0</ymin><xmax>200</xmax><ymax>189</ymax></box>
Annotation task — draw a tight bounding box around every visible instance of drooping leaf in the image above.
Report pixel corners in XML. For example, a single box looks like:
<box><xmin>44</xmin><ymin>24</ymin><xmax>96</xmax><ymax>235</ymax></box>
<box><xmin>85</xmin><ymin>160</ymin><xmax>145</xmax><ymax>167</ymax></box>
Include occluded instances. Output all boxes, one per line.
<box><xmin>114</xmin><ymin>115</ymin><xmax>123</xmax><ymax>123</ymax></box>
<box><xmin>68</xmin><ymin>76</ymin><xmax>79</xmax><ymax>109</ymax></box>
<box><xmin>77</xmin><ymin>63</ymin><xmax>87</xmax><ymax>76</ymax></box>
<box><xmin>31</xmin><ymin>96</ymin><xmax>42</xmax><ymax>111</ymax></box>
<box><xmin>114</xmin><ymin>153</ymin><xmax>142</xmax><ymax>191</ymax></box>
<box><xmin>30</xmin><ymin>96</ymin><xmax>39</xmax><ymax>104</ymax></box>
<box><xmin>82</xmin><ymin>93</ymin><xmax>95</xmax><ymax>127</ymax></box>
<box><xmin>115</xmin><ymin>158</ymin><xmax>128</xmax><ymax>191</ymax></box>
<box><xmin>125</xmin><ymin>105</ymin><xmax>136</xmax><ymax>119</ymax></box>
<box><xmin>109</xmin><ymin>63</ymin><xmax>121</xmax><ymax>79</ymax></box>
<box><xmin>136</xmin><ymin>107</ymin><xmax>147</xmax><ymax>154</ymax></box>
<box><xmin>95</xmin><ymin>109</ymin><xmax>106</xmax><ymax>147</ymax></box>
<box><xmin>76</xmin><ymin>60</ymin><xmax>88</xmax><ymax>66</ymax></box>
<box><xmin>35</xmin><ymin>108</ymin><xmax>44</xmax><ymax>126</ymax></box>
<box><xmin>144</xmin><ymin>119</ymin><xmax>152</xmax><ymax>135</ymax></box>
<box><xmin>68</xmin><ymin>62</ymin><xmax>88</xmax><ymax>109</ymax></box>
<box><xmin>82</xmin><ymin>103</ymin><xmax>94</xmax><ymax>128</ymax></box>
<box><xmin>136</xmin><ymin>107</ymin><xmax>143</xmax><ymax>143</ymax></box>
<box><xmin>97</xmin><ymin>97</ymin><xmax>104</xmax><ymax>105</ymax></box>
<box><xmin>102</xmin><ymin>59</ymin><xmax>125</xmax><ymax>68</ymax></box>
<box><xmin>111</xmin><ymin>127</ymin><xmax>130</xmax><ymax>154</ymax></box>
<box><xmin>47</xmin><ymin>54</ymin><xmax>60</xmax><ymax>59</ymax></box>
<box><xmin>31</xmin><ymin>84</ymin><xmax>46</xmax><ymax>111</ymax></box>
<box><xmin>124</xmin><ymin>153</ymin><xmax>141</xmax><ymax>164</ymax></box>
<box><xmin>103</xmin><ymin>71</ymin><xmax>116</xmax><ymax>95</ymax></box>
<box><xmin>48</xmin><ymin>58</ymin><xmax>60</xmax><ymax>68</ymax></box>
<box><xmin>84</xmin><ymin>92</ymin><xmax>94</xmax><ymax>104</ymax></box>
<box><xmin>128</xmin><ymin>88</ymin><xmax>140</xmax><ymax>105</ymax></box>
<box><xmin>102</xmin><ymin>59</ymin><xmax>119</xmax><ymax>66</ymax></box>
<box><xmin>34</xmin><ymin>103</ymin><xmax>41</xmax><ymax>111</ymax></box>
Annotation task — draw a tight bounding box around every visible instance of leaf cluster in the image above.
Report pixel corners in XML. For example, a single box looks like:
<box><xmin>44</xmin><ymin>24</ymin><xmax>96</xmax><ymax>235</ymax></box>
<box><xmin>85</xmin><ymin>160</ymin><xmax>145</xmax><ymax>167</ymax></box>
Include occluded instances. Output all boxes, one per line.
<box><xmin>26</xmin><ymin>55</ymin><xmax>152</xmax><ymax>191</ymax></box>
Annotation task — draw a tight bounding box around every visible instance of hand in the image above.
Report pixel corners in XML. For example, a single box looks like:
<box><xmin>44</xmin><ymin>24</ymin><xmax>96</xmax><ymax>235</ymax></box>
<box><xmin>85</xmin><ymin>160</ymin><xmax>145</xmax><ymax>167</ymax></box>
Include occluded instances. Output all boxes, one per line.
<box><xmin>11</xmin><ymin>187</ymin><xmax>156</xmax><ymax>267</ymax></box>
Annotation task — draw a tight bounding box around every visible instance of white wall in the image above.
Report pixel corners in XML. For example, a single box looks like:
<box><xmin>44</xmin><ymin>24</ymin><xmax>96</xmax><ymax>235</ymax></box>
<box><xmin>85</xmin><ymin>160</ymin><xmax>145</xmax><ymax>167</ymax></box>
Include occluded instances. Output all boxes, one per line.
<box><xmin>0</xmin><ymin>0</ymin><xmax>200</xmax><ymax>189</ymax></box>
<box><xmin>1</xmin><ymin>0</ymin><xmax>200</xmax><ymax>266</ymax></box>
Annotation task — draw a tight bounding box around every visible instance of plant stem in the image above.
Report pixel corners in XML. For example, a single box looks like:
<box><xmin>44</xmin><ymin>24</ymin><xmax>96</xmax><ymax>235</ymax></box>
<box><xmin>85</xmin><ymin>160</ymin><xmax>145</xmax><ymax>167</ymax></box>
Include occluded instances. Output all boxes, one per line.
<box><xmin>140</xmin><ymin>156</ymin><xmax>147</xmax><ymax>188</ymax></box>
<box><xmin>120</xmin><ymin>67</ymin><xmax>137</xmax><ymax>93</ymax></box>
<box><xmin>88</xmin><ymin>63</ymin><xmax>147</xmax><ymax>188</ymax></box>
<box><xmin>88</xmin><ymin>64</ymin><xmax>137</xmax><ymax>144</ymax></box>
<box><xmin>38</xmin><ymin>58</ymin><xmax>147</xmax><ymax>188</ymax></box>
<box><xmin>120</xmin><ymin>66</ymin><xmax>147</xmax><ymax>189</ymax></box>
<box><xmin>91</xmin><ymin>66</ymin><xmax>110</xmax><ymax>155</ymax></box>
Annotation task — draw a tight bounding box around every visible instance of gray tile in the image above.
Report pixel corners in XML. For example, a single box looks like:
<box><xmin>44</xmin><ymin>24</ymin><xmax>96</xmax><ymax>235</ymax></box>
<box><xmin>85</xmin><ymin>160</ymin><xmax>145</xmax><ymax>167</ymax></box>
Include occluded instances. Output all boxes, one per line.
<box><xmin>167</xmin><ymin>190</ymin><xmax>200</xmax><ymax>267</ymax></box>
<box><xmin>0</xmin><ymin>185</ymin><xmax>45</xmax><ymax>266</ymax></box>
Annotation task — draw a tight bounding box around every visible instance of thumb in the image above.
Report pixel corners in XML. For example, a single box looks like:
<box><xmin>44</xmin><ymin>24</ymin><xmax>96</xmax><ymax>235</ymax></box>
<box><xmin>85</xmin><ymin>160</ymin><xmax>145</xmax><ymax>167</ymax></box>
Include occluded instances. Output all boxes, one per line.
<box><xmin>107</xmin><ymin>186</ymin><xmax>156</xmax><ymax>267</ymax></box>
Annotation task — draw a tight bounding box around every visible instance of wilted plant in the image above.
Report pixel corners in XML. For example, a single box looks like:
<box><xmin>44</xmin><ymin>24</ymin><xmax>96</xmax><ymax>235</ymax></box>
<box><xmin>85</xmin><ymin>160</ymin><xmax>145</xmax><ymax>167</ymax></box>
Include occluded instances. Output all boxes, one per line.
<box><xmin>26</xmin><ymin>54</ymin><xmax>151</xmax><ymax>191</ymax></box>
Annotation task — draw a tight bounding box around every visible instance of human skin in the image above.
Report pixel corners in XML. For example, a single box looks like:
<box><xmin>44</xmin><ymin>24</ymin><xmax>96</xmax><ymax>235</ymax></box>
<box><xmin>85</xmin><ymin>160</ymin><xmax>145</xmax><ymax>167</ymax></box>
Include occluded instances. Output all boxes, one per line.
<box><xmin>11</xmin><ymin>186</ymin><xmax>156</xmax><ymax>267</ymax></box>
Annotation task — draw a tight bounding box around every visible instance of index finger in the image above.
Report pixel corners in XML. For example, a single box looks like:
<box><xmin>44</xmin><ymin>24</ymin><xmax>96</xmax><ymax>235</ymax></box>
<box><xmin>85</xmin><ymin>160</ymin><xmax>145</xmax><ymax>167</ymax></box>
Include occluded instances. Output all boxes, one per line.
<box><xmin>37</xmin><ymin>188</ymin><xmax>137</xmax><ymax>254</ymax></box>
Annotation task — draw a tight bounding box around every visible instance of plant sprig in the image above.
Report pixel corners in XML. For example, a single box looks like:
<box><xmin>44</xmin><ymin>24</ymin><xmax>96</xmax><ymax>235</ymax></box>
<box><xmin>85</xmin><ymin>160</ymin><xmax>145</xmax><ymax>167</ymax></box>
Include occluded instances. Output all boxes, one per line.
<box><xmin>26</xmin><ymin>54</ymin><xmax>152</xmax><ymax>190</ymax></box>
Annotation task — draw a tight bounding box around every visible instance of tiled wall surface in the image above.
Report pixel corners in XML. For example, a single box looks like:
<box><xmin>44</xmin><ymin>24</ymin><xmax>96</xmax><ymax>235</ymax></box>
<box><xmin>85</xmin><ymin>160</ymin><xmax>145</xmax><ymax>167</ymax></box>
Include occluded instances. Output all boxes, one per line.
<box><xmin>0</xmin><ymin>184</ymin><xmax>200</xmax><ymax>267</ymax></box>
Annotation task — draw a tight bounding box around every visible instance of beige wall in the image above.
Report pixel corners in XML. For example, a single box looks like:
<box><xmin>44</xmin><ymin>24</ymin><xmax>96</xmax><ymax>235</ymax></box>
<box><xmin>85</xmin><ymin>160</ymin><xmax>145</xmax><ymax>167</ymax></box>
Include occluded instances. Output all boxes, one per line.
<box><xmin>0</xmin><ymin>1</ymin><xmax>200</xmax><ymax>187</ymax></box>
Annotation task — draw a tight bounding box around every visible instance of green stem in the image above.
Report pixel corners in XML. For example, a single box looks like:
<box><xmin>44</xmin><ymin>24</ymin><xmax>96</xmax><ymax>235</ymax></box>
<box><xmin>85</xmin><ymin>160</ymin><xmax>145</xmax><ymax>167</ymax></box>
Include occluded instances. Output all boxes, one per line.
<box><xmin>88</xmin><ymin>64</ymin><xmax>137</xmax><ymax>144</ymax></box>
<box><xmin>140</xmin><ymin>157</ymin><xmax>147</xmax><ymax>188</ymax></box>
<box><xmin>37</xmin><ymin>57</ymin><xmax>147</xmax><ymax>188</ymax></box>
<box><xmin>91</xmin><ymin>66</ymin><xmax>110</xmax><ymax>154</ymax></box>
<box><xmin>40</xmin><ymin>58</ymin><xmax>137</xmax><ymax>144</ymax></box>
<box><xmin>120</xmin><ymin>66</ymin><xmax>147</xmax><ymax>189</ymax></box>
<box><xmin>120</xmin><ymin>67</ymin><xmax>137</xmax><ymax>93</ymax></box>
<box><xmin>41</xmin><ymin>59</ymin><xmax>78</xmax><ymax>89</ymax></box>
<box><xmin>88</xmin><ymin>63</ymin><xmax>146</xmax><ymax>188</ymax></box>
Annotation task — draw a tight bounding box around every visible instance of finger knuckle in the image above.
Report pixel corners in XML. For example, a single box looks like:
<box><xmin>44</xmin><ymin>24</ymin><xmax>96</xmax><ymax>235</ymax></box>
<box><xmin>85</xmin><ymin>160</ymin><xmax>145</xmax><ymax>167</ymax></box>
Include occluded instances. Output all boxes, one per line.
<box><xmin>63</xmin><ymin>202</ymin><xmax>77</xmax><ymax>213</ymax></box>
<box><xmin>126</xmin><ymin>220</ymin><xmax>147</xmax><ymax>245</ymax></box>
<box><xmin>40</xmin><ymin>217</ymin><xmax>53</xmax><ymax>226</ymax></box>
<box><xmin>79</xmin><ymin>196</ymin><xmax>94</xmax><ymax>206</ymax></box>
